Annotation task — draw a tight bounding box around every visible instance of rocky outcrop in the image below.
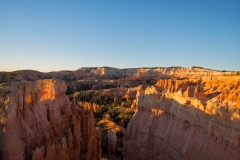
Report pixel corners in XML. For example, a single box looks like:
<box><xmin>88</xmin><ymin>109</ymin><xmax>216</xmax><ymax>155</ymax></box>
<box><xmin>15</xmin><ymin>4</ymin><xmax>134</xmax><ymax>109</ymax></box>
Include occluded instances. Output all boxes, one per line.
<box><xmin>155</xmin><ymin>79</ymin><xmax>205</xmax><ymax>100</ymax></box>
<box><xmin>155</xmin><ymin>79</ymin><xmax>193</xmax><ymax>92</ymax></box>
<box><xmin>202</xmin><ymin>79</ymin><xmax>240</xmax><ymax>107</ymax></box>
<box><xmin>124</xmin><ymin>85</ymin><xmax>240</xmax><ymax>160</ymax></box>
<box><xmin>0</xmin><ymin>79</ymin><xmax>101</xmax><ymax>160</ymax></box>
<box><xmin>77</xmin><ymin>101</ymin><xmax>102</xmax><ymax>113</ymax></box>
<box><xmin>107</xmin><ymin>129</ymin><xmax>117</xmax><ymax>154</ymax></box>
<box><xmin>97</xmin><ymin>119</ymin><xmax>125</xmax><ymax>159</ymax></box>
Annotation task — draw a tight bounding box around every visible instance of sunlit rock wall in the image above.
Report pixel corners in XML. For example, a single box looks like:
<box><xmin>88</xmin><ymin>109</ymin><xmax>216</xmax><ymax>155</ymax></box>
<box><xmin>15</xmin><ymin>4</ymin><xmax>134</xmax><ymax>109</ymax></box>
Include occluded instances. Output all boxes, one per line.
<box><xmin>0</xmin><ymin>79</ymin><xmax>101</xmax><ymax>160</ymax></box>
<box><xmin>124</xmin><ymin>85</ymin><xmax>240</xmax><ymax>160</ymax></box>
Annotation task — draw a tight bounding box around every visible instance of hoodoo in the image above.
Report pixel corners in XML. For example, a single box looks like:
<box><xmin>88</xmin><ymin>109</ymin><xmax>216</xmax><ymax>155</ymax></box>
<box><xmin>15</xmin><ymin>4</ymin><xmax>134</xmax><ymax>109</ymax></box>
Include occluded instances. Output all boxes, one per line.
<box><xmin>0</xmin><ymin>79</ymin><xmax>101</xmax><ymax>160</ymax></box>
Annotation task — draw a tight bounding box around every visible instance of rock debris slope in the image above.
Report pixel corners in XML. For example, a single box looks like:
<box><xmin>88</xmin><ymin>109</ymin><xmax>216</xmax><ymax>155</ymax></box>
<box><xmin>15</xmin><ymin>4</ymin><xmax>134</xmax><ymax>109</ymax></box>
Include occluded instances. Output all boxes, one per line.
<box><xmin>0</xmin><ymin>79</ymin><xmax>101</xmax><ymax>160</ymax></box>
<box><xmin>124</xmin><ymin>85</ymin><xmax>240</xmax><ymax>160</ymax></box>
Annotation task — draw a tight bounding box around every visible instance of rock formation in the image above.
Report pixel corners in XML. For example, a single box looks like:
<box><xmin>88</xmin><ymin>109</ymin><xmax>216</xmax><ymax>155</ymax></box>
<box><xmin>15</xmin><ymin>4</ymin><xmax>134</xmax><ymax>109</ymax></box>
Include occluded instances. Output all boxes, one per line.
<box><xmin>124</xmin><ymin>85</ymin><xmax>240</xmax><ymax>160</ymax></box>
<box><xmin>0</xmin><ymin>79</ymin><xmax>101</xmax><ymax>160</ymax></box>
<box><xmin>77</xmin><ymin>101</ymin><xmax>102</xmax><ymax>113</ymax></box>
<box><xmin>0</xmin><ymin>66</ymin><xmax>235</xmax><ymax>84</ymax></box>
<box><xmin>107</xmin><ymin>129</ymin><xmax>117</xmax><ymax>154</ymax></box>
<box><xmin>1</xmin><ymin>66</ymin><xmax>240</xmax><ymax>160</ymax></box>
<box><xmin>155</xmin><ymin>79</ymin><xmax>205</xmax><ymax>100</ymax></box>
<box><xmin>97</xmin><ymin>119</ymin><xmax>125</xmax><ymax>159</ymax></box>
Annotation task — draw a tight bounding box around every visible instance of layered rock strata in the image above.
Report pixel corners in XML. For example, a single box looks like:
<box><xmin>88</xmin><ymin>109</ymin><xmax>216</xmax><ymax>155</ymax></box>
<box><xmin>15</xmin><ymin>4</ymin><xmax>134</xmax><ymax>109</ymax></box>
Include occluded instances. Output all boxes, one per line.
<box><xmin>0</xmin><ymin>66</ymin><xmax>235</xmax><ymax>84</ymax></box>
<box><xmin>0</xmin><ymin>79</ymin><xmax>101</xmax><ymax>160</ymax></box>
<box><xmin>124</xmin><ymin>85</ymin><xmax>240</xmax><ymax>160</ymax></box>
<box><xmin>155</xmin><ymin>79</ymin><xmax>205</xmax><ymax>100</ymax></box>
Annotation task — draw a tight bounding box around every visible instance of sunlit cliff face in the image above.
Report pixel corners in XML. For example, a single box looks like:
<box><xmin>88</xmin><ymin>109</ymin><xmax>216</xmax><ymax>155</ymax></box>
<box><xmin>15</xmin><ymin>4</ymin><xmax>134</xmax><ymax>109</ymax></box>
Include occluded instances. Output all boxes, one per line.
<box><xmin>124</xmin><ymin>85</ymin><xmax>240</xmax><ymax>160</ymax></box>
<box><xmin>0</xmin><ymin>79</ymin><xmax>101</xmax><ymax>160</ymax></box>
<box><xmin>39</xmin><ymin>80</ymin><xmax>55</xmax><ymax>101</ymax></box>
<box><xmin>25</xmin><ymin>95</ymin><xmax>33</xmax><ymax>105</ymax></box>
<box><xmin>23</xmin><ymin>79</ymin><xmax>68</xmax><ymax>107</ymax></box>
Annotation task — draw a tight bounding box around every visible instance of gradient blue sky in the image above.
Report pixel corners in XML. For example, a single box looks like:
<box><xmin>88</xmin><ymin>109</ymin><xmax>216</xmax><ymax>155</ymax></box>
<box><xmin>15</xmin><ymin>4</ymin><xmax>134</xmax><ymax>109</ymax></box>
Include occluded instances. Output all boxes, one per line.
<box><xmin>1</xmin><ymin>1</ymin><xmax>240</xmax><ymax>72</ymax></box>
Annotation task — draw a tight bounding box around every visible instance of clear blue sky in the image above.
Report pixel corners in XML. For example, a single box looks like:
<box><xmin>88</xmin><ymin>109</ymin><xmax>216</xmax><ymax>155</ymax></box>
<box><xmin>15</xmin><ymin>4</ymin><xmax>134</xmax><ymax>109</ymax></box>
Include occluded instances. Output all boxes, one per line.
<box><xmin>1</xmin><ymin>0</ymin><xmax>239</xmax><ymax>72</ymax></box>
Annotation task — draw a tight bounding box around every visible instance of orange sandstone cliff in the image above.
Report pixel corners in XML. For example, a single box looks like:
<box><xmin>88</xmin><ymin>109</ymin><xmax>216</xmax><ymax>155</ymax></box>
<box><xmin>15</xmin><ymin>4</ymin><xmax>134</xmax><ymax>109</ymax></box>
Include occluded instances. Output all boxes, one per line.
<box><xmin>124</xmin><ymin>85</ymin><xmax>240</xmax><ymax>160</ymax></box>
<box><xmin>0</xmin><ymin>79</ymin><xmax>101</xmax><ymax>160</ymax></box>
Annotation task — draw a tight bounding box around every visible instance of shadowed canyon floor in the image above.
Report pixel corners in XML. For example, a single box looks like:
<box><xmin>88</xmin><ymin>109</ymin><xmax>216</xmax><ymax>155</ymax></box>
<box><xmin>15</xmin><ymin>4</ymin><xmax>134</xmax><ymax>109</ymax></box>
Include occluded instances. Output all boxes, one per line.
<box><xmin>0</xmin><ymin>67</ymin><xmax>240</xmax><ymax>159</ymax></box>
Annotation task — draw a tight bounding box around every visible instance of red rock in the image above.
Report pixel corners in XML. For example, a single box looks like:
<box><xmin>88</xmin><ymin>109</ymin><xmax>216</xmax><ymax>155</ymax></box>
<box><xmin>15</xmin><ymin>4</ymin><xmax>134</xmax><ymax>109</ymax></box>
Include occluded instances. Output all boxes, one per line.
<box><xmin>124</xmin><ymin>85</ymin><xmax>240</xmax><ymax>160</ymax></box>
<box><xmin>0</xmin><ymin>79</ymin><xmax>101</xmax><ymax>160</ymax></box>
<box><xmin>108</xmin><ymin>129</ymin><xmax>117</xmax><ymax>154</ymax></box>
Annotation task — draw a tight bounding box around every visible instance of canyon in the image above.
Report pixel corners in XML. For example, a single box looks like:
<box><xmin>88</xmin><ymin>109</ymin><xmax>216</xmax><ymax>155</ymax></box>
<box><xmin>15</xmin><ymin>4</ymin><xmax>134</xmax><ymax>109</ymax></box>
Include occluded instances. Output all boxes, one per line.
<box><xmin>0</xmin><ymin>66</ymin><xmax>240</xmax><ymax>159</ymax></box>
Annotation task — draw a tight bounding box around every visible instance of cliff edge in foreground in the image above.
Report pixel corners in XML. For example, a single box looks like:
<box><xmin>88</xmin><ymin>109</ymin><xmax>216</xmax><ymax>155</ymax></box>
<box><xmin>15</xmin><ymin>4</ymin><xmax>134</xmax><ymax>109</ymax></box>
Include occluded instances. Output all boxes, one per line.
<box><xmin>0</xmin><ymin>79</ymin><xmax>101</xmax><ymax>160</ymax></box>
<box><xmin>124</xmin><ymin>85</ymin><xmax>240</xmax><ymax>160</ymax></box>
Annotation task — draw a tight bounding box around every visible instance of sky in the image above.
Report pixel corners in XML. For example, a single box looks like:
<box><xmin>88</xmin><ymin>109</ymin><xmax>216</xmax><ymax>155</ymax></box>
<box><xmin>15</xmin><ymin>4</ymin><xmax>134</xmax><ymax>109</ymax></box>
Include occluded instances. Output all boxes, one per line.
<box><xmin>0</xmin><ymin>0</ymin><xmax>240</xmax><ymax>72</ymax></box>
